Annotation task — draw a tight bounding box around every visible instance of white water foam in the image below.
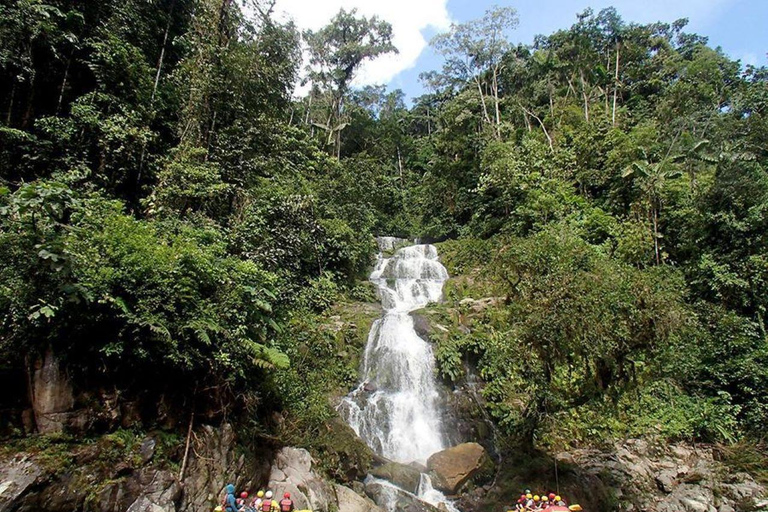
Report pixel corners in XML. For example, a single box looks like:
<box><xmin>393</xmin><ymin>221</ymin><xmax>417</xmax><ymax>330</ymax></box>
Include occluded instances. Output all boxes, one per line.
<box><xmin>340</xmin><ymin>241</ymin><xmax>458</xmax><ymax>511</ymax></box>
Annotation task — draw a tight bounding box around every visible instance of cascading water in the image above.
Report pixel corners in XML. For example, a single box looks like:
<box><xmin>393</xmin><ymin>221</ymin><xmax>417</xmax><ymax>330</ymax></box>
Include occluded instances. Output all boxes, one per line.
<box><xmin>341</xmin><ymin>238</ymin><xmax>459</xmax><ymax>512</ymax></box>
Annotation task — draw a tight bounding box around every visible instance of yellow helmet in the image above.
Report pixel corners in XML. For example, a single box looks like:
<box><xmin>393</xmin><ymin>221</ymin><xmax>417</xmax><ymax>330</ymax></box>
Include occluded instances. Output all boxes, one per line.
<box><xmin>534</xmin><ymin>495</ymin><xmax>540</xmax><ymax>501</ymax></box>
<box><xmin>257</xmin><ymin>491</ymin><xmax>265</xmax><ymax>498</ymax></box>
<box><xmin>555</xmin><ymin>496</ymin><xmax>561</xmax><ymax>502</ymax></box>
<box><xmin>214</xmin><ymin>507</ymin><xmax>223</xmax><ymax>512</ymax></box>
<box><xmin>526</xmin><ymin>494</ymin><xmax>532</xmax><ymax>499</ymax></box>
<box><xmin>542</xmin><ymin>496</ymin><xmax>549</xmax><ymax>501</ymax></box>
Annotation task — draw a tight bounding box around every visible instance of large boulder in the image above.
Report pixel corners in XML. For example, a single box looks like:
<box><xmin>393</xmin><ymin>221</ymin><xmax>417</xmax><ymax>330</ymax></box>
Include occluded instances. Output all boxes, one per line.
<box><xmin>334</xmin><ymin>484</ymin><xmax>384</xmax><ymax>512</ymax></box>
<box><xmin>426</xmin><ymin>443</ymin><xmax>492</xmax><ymax>495</ymax></box>
<box><xmin>364</xmin><ymin>480</ymin><xmax>441</xmax><ymax>512</ymax></box>
<box><xmin>370</xmin><ymin>462</ymin><xmax>422</xmax><ymax>494</ymax></box>
<box><xmin>268</xmin><ymin>447</ymin><xmax>336</xmax><ymax>512</ymax></box>
<box><xmin>30</xmin><ymin>348</ymin><xmax>74</xmax><ymax>434</ymax></box>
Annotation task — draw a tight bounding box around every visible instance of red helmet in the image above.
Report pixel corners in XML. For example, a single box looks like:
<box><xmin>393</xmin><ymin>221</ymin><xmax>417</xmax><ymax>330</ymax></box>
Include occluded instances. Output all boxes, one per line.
<box><xmin>549</xmin><ymin>493</ymin><xmax>556</xmax><ymax>500</ymax></box>
<box><xmin>241</xmin><ymin>492</ymin><xmax>248</xmax><ymax>498</ymax></box>
<box><xmin>284</xmin><ymin>493</ymin><xmax>290</xmax><ymax>499</ymax></box>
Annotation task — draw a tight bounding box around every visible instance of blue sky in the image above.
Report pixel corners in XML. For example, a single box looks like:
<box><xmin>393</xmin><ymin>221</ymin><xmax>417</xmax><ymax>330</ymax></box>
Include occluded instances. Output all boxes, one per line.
<box><xmin>387</xmin><ymin>0</ymin><xmax>768</xmax><ymax>102</ymax></box>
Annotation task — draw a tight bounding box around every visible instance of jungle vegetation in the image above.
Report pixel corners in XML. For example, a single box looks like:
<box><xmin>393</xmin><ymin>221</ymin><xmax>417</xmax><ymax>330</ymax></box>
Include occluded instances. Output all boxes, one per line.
<box><xmin>1</xmin><ymin>0</ymin><xmax>766</xmax><ymax>449</ymax></box>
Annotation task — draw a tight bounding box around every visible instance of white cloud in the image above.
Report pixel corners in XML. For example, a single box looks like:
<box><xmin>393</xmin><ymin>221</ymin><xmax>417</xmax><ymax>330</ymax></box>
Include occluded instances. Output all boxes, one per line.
<box><xmin>272</xmin><ymin>0</ymin><xmax>451</xmax><ymax>92</ymax></box>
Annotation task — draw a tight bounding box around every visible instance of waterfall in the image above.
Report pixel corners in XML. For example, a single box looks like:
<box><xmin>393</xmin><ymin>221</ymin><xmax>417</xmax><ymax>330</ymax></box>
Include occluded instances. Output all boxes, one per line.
<box><xmin>341</xmin><ymin>238</ymin><xmax>459</xmax><ymax>512</ymax></box>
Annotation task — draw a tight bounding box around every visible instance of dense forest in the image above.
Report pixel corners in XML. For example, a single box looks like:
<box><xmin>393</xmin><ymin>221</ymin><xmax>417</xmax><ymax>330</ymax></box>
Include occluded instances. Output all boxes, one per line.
<box><xmin>1</xmin><ymin>0</ymin><xmax>767</xmax><ymax>477</ymax></box>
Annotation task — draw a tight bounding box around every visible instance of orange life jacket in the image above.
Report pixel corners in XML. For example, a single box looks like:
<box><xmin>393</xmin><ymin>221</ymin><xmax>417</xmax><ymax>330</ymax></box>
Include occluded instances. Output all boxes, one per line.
<box><xmin>279</xmin><ymin>498</ymin><xmax>294</xmax><ymax>512</ymax></box>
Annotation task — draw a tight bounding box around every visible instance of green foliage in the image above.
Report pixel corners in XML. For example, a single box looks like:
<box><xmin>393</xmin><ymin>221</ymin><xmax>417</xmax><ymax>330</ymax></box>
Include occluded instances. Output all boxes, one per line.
<box><xmin>0</xmin><ymin>182</ymin><xmax>286</xmax><ymax>388</ymax></box>
<box><xmin>2</xmin><ymin>0</ymin><xmax>768</xmax><ymax>464</ymax></box>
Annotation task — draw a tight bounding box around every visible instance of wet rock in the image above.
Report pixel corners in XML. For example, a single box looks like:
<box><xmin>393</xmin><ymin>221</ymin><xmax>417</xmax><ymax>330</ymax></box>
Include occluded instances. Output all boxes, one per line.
<box><xmin>364</xmin><ymin>480</ymin><xmax>440</xmax><ymax>512</ymax></box>
<box><xmin>334</xmin><ymin>484</ymin><xmax>384</xmax><ymax>512</ymax></box>
<box><xmin>411</xmin><ymin>313</ymin><xmax>432</xmax><ymax>341</ymax></box>
<box><xmin>370</xmin><ymin>462</ymin><xmax>422</xmax><ymax>494</ymax></box>
<box><xmin>426</xmin><ymin>443</ymin><xmax>492</xmax><ymax>495</ymax></box>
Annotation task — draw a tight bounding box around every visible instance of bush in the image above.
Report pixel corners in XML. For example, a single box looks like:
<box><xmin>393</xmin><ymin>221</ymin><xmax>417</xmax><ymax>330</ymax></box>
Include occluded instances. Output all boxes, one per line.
<box><xmin>0</xmin><ymin>181</ymin><xmax>287</xmax><ymax>390</ymax></box>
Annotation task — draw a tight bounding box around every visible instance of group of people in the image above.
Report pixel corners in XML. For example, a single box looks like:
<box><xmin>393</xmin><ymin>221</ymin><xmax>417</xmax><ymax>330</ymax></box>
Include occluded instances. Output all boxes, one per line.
<box><xmin>219</xmin><ymin>484</ymin><xmax>295</xmax><ymax>512</ymax></box>
<box><xmin>513</xmin><ymin>490</ymin><xmax>568</xmax><ymax>510</ymax></box>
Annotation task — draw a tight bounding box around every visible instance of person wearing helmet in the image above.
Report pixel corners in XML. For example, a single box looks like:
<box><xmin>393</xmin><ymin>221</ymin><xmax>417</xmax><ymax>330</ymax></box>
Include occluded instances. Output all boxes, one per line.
<box><xmin>223</xmin><ymin>484</ymin><xmax>239</xmax><ymax>512</ymax></box>
<box><xmin>555</xmin><ymin>496</ymin><xmax>566</xmax><ymax>506</ymax></box>
<box><xmin>260</xmin><ymin>491</ymin><xmax>275</xmax><ymax>512</ymax></box>
<box><xmin>515</xmin><ymin>494</ymin><xmax>526</xmax><ymax>511</ymax></box>
<box><xmin>237</xmin><ymin>491</ymin><xmax>249</xmax><ymax>510</ymax></box>
<box><xmin>279</xmin><ymin>492</ymin><xmax>294</xmax><ymax>512</ymax></box>
<box><xmin>251</xmin><ymin>490</ymin><xmax>265</xmax><ymax>511</ymax></box>
<box><xmin>548</xmin><ymin>493</ymin><xmax>556</xmax><ymax>502</ymax></box>
<box><xmin>540</xmin><ymin>495</ymin><xmax>549</xmax><ymax>509</ymax></box>
<box><xmin>524</xmin><ymin>493</ymin><xmax>534</xmax><ymax>510</ymax></box>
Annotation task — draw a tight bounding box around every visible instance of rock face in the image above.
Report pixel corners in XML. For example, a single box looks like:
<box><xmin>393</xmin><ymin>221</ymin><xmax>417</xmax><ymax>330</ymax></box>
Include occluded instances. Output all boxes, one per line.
<box><xmin>179</xmin><ymin>423</ymin><xmax>269</xmax><ymax>512</ymax></box>
<box><xmin>30</xmin><ymin>348</ymin><xmax>74</xmax><ymax>434</ymax></box>
<box><xmin>1</xmin><ymin>424</ymin><xmax>270</xmax><ymax>512</ymax></box>
<box><xmin>0</xmin><ymin>422</ymin><xmax>381</xmax><ymax>512</ymax></box>
<box><xmin>364</xmin><ymin>480</ymin><xmax>441</xmax><ymax>512</ymax></box>
<box><xmin>267</xmin><ymin>447</ymin><xmax>337</xmax><ymax>512</ymax></box>
<box><xmin>558</xmin><ymin>439</ymin><xmax>767</xmax><ymax>512</ymax></box>
<box><xmin>266</xmin><ymin>447</ymin><xmax>383</xmax><ymax>512</ymax></box>
<box><xmin>426</xmin><ymin>442</ymin><xmax>492</xmax><ymax>494</ymax></box>
<box><xmin>370</xmin><ymin>462</ymin><xmax>423</xmax><ymax>494</ymax></box>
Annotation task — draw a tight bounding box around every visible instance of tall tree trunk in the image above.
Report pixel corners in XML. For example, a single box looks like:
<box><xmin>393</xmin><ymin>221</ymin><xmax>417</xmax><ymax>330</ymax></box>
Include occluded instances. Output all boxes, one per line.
<box><xmin>152</xmin><ymin>0</ymin><xmax>176</xmax><ymax>104</ymax></box>
<box><xmin>304</xmin><ymin>93</ymin><xmax>312</xmax><ymax>125</ymax></box>
<box><xmin>652</xmin><ymin>203</ymin><xmax>660</xmax><ymax>265</ymax></box>
<box><xmin>217</xmin><ymin>0</ymin><xmax>234</xmax><ymax>46</ymax></box>
<box><xmin>579</xmin><ymin>69</ymin><xmax>589</xmax><ymax>123</ymax></box>
<box><xmin>492</xmin><ymin>66</ymin><xmax>501</xmax><ymax>139</ymax></box>
<box><xmin>57</xmin><ymin>53</ymin><xmax>73</xmax><ymax>115</ymax></box>
<box><xmin>520</xmin><ymin>104</ymin><xmax>553</xmax><ymax>152</ymax></box>
<box><xmin>6</xmin><ymin>80</ymin><xmax>15</xmax><ymax>125</ymax></box>
<box><xmin>474</xmin><ymin>77</ymin><xmax>492</xmax><ymax>127</ymax></box>
<box><xmin>612</xmin><ymin>42</ymin><xmax>620</xmax><ymax>127</ymax></box>
<box><xmin>21</xmin><ymin>75</ymin><xmax>36</xmax><ymax>129</ymax></box>
<box><xmin>548</xmin><ymin>82</ymin><xmax>555</xmax><ymax>119</ymax></box>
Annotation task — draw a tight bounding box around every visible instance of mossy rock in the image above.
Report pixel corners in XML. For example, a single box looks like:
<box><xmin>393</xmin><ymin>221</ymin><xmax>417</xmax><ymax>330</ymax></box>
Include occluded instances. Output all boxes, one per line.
<box><xmin>310</xmin><ymin>418</ymin><xmax>376</xmax><ymax>483</ymax></box>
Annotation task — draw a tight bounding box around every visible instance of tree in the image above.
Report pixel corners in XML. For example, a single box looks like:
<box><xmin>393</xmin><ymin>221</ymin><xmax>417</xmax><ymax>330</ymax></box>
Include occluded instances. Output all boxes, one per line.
<box><xmin>622</xmin><ymin>148</ymin><xmax>683</xmax><ymax>265</ymax></box>
<box><xmin>303</xmin><ymin>8</ymin><xmax>397</xmax><ymax>157</ymax></box>
<box><xmin>430</xmin><ymin>6</ymin><xmax>518</xmax><ymax>138</ymax></box>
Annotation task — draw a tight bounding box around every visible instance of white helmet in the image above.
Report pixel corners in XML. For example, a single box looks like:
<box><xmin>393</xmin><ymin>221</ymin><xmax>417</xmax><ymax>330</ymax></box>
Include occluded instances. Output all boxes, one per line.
<box><xmin>265</xmin><ymin>491</ymin><xmax>273</xmax><ymax>499</ymax></box>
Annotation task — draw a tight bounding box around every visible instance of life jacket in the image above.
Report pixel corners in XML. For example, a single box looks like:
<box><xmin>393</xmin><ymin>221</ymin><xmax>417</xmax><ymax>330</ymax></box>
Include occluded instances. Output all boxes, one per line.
<box><xmin>261</xmin><ymin>499</ymin><xmax>273</xmax><ymax>512</ymax></box>
<box><xmin>279</xmin><ymin>498</ymin><xmax>293</xmax><ymax>512</ymax></box>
